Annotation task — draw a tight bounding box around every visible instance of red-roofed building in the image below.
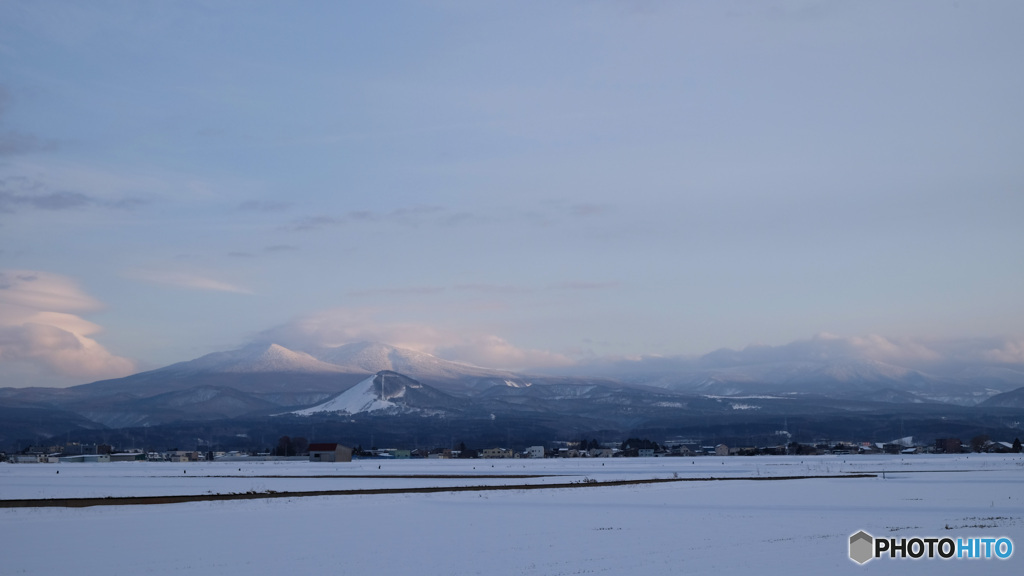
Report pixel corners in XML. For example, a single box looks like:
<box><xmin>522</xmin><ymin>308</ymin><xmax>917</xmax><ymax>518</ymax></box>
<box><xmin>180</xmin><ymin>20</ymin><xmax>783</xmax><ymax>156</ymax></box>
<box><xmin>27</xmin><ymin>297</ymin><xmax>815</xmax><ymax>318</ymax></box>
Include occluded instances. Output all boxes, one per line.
<box><xmin>308</xmin><ymin>443</ymin><xmax>353</xmax><ymax>463</ymax></box>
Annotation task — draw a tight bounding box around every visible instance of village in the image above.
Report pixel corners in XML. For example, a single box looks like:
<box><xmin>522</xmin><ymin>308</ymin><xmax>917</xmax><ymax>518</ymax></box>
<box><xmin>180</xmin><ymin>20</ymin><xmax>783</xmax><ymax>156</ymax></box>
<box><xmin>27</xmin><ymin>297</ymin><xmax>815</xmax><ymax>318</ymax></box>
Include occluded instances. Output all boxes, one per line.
<box><xmin>5</xmin><ymin>434</ymin><xmax>1022</xmax><ymax>464</ymax></box>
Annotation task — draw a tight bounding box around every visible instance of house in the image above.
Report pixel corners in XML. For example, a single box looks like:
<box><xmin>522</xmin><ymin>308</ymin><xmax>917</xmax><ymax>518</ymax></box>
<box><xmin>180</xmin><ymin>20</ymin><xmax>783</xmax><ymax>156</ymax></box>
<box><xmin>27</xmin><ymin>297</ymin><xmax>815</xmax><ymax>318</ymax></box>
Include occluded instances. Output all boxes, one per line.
<box><xmin>664</xmin><ymin>443</ymin><xmax>695</xmax><ymax>456</ymax></box>
<box><xmin>714</xmin><ymin>444</ymin><xmax>729</xmax><ymax>456</ymax></box>
<box><xmin>987</xmin><ymin>441</ymin><xmax>1015</xmax><ymax>454</ymax></box>
<box><xmin>526</xmin><ymin>446</ymin><xmax>545</xmax><ymax>459</ymax></box>
<box><xmin>637</xmin><ymin>448</ymin><xmax>654</xmax><ymax>458</ymax></box>
<box><xmin>308</xmin><ymin>443</ymin><xmax>353</xmax><ymax>463</ymax></box>
<box><xmin>481</xmin><ymin>447</ymin><xmax>513</xmax><ymax>459</ymax></box>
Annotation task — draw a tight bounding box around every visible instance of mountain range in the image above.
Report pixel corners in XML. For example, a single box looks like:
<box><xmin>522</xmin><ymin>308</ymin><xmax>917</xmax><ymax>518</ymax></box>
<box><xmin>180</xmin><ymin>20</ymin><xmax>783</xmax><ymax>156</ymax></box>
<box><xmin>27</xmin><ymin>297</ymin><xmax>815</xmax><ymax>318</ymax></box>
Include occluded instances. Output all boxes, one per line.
<box><xmin>2</xmin><ymin>340</ymin><xmax>1024</xmax><ymax>451</ymax></box>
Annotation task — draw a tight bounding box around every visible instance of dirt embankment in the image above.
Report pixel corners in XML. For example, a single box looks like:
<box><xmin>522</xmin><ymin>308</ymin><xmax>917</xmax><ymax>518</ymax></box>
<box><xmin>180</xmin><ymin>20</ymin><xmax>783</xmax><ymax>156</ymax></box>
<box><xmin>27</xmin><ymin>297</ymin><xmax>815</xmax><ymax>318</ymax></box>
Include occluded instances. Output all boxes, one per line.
<box><xmin>0</xmin><ymin>473</ymin><xmax>876</xmax><ymax>509</ymax></box>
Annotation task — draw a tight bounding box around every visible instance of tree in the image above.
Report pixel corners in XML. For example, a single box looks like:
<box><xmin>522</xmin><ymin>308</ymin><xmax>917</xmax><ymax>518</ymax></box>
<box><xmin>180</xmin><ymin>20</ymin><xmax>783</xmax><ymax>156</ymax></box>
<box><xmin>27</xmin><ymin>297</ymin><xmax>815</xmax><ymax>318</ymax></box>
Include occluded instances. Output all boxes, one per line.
<box><xmin>1013</xmin><ymin>438</ymin><xmax>1022</xmax><ymax>453</ymax></box>
<box><xmin>970</xmin><ymin>435</ymin><xmax>990</xmax><ymax>453</ymax></box>
<box><xmin>276</xmin><ymin>436</ymin><xmax>293</xmax><ymax>457</ymax></box>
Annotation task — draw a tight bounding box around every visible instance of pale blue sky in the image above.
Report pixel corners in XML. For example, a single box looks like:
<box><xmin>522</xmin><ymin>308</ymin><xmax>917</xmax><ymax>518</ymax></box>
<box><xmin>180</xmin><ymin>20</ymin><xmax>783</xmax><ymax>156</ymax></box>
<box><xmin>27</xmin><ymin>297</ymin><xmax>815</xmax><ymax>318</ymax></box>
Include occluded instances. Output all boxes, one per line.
<box><xmin>1</xmin><ymin>1</ymin><xmax>1022</xmax><ymax>386</ymax></box>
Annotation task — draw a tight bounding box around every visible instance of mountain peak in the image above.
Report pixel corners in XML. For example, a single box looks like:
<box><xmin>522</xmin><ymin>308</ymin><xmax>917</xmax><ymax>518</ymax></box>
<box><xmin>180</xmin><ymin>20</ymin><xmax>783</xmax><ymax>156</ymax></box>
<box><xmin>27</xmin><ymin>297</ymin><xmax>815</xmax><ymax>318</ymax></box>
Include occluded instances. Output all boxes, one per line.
<box><xmin>291</xmin><ymin>370</ymin><xmax>427</xmax><ymax>416</ymax></box>
<box><xmin>159</xmin><ymin>342</ymin><xmax>346</xmax><ymax>375</ymax></box>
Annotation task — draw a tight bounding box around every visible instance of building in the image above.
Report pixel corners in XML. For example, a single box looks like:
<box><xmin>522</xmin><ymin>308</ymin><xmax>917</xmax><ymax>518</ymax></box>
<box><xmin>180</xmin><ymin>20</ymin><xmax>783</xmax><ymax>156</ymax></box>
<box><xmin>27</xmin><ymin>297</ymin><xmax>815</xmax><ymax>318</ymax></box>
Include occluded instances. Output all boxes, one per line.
<box><xmin>481</xmin><ymin>447</ymin><xmax>513</xmax><ymax>459</ymax></box>
<box><xmin>714</xmin><ymin>444</ymin><xmax>729</xmax><ymax>456</ymax></box>
<box><xmin>637</xmin><ymin>448</ymin><xmax>654</xmax><ymax>458</ymax></box>
<box><xmin>526</xmin><ymin>446</ymin><xmax>545</xmax><ymax>459</ymax></box>
<box><xmin>308</xmin><ymin>443</ymin><xmax>352</xmax><ymax>463</ymax></box>
<box><xmin>109</xmin><ymin>452</ymin><xmax>146</xmax><ymax>462</ymax></box>
<box><xmin>59</xmin><ymin>454</ymin><xmax>111</xmax><ymax>463</ymax></box>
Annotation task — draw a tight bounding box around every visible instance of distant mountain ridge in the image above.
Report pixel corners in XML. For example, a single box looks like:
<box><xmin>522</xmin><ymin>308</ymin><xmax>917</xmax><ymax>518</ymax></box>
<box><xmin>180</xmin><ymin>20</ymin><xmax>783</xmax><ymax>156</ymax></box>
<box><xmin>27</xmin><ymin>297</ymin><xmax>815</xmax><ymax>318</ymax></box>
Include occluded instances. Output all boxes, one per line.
<box><xmin>2</xmin><ymin>339</ymin><xmax>1023</xmax><ymax>449</ymax></box>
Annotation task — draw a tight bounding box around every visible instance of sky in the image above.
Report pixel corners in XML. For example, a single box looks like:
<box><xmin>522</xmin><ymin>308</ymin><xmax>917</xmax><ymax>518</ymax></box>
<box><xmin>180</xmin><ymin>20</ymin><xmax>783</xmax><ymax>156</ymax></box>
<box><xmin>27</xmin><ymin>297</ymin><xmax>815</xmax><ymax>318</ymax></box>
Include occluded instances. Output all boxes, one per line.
<box><xmin>1</xmin><ymin>1</ymin><xmax>1023</xmax><ymax>387</ymax></box>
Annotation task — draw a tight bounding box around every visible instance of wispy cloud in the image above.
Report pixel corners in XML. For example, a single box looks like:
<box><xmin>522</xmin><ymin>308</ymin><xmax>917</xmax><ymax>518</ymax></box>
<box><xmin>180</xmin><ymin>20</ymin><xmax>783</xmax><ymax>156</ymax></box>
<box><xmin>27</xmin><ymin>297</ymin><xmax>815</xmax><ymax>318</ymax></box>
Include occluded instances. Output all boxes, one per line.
<box><xmin>285</xmin><ymin>215</ymin><xmax>343</xmax><ymax>232</ymax></box>
<box><xmin>254</xmin><ymin>308</ymin><xmax>573</xmax><ymax>371</ymax></box>
<box><xmin>0</xmin><ymin>176</ymin><xmax>149</xmax><ymax>214</ymax></box>
<box><xmin>436</xmin><ymin>335</ymin><xmax>575</xmax><ymax>371</ymax></box>
<box><xmin>0</xmin><ymin>85</ymin><xmax>58</xmax><ymax>157</ymax></box>
<box><xmin>126</xmin><ymin>270</ymin><xmax>253</xmax><ymax>294</ymax></box>
<box><xmin>547</xmin><ymin>281</ymin><xmax>618</xmax><ymax>291</ymax></box>
<box><xmin>237</xmin><ymin>200</ymin><xmax>292</xmax><ymax>213</ymax></box>
<box><xmin>454</xmin><ymin>283</ymin><xmax>532</xmax><ymax>294</ymax></box>
<box><xmin>283</xmin><ymin>205</ymin><xmax>447</xmax><ymax>232</ymax></box>
<box><xmin>348</xmin><ymin>280</ymin><xmax>616</xmax><ymax>297</ymax></box>
<box><xmin>690</xmin><ymin>333</ymin><xmax>1024</xmax><ymax>371</ymax></box>
<box><xmin>569</xmin><ymin>203</ymin><xmax>608</xmax><ymax>217</ymax></box>
<box><xmin>347</xmin><ymin>286</ymin><xmax>445</xmax><ymax>298</ymax></box>
<box><xmin>0</xmin><ymin>130</ymin><xmax>57</xmax><ymax>156</ymax></box>
<box><xmin>264</xmin><ymin>244</ymin><xmax>299</xmax><ymax>253</ymax></box>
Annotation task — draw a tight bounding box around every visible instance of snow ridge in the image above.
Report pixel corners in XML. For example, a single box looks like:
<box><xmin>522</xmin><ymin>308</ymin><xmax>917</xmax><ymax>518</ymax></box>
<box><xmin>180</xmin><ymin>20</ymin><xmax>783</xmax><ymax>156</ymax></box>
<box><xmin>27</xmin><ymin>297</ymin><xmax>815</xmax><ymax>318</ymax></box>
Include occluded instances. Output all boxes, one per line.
<box><xmin>293</xmin><ymin>373</ymin><xmax>416</xmax><ymax>416</ymax></box>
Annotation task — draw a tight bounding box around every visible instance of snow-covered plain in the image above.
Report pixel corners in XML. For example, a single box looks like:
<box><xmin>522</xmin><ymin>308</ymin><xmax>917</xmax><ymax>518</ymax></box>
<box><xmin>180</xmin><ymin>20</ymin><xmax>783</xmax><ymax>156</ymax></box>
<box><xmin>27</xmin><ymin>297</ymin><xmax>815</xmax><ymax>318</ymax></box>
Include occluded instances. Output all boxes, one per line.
<box><xmin>3</xmin><ymin>455</ymin><xmax>1023</xmax><ymax>575</ymax></box>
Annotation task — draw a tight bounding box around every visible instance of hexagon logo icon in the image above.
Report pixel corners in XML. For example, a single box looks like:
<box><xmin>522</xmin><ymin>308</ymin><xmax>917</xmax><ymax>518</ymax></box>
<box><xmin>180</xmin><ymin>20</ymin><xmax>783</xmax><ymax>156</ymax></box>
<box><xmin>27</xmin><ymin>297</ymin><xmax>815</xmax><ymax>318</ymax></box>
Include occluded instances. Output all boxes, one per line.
<box><xmin>850</xmin><ymin>531</ymin><xmax>874</xmax><ymax>564</ymax></box>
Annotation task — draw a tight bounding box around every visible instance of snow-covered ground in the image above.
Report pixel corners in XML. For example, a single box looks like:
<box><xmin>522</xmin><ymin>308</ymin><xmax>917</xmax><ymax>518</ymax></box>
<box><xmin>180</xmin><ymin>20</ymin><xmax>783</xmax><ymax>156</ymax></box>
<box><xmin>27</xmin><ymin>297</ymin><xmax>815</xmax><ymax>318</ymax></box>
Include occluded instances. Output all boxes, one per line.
<box><xmin>3</xmin><ymin>455</ymin><xmax>1023</xmax><ymax>575</ymax></box>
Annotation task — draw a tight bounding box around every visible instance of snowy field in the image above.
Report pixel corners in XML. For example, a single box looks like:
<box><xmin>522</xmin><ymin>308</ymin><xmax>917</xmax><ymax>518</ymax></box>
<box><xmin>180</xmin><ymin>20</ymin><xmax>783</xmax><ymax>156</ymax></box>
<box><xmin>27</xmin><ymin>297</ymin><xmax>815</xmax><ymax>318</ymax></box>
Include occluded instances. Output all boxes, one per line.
<box><xmin>3</xmin><ymin>455</ymin><xmax>1023</xmax><ymax>575</ymax></box>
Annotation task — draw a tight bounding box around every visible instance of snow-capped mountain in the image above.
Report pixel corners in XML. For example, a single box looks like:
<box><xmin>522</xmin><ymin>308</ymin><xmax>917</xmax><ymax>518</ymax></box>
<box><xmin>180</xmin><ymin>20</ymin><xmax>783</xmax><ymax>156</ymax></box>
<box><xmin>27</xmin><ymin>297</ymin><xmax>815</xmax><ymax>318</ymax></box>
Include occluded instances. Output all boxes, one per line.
<box><xmin>292</xmin><ymin>371</ymin><xmax>458</xmax><ymax>416</ymax></box>
<box><xmin>157</xmin><ymin>343</ymin><xmax>347</xmax><ymax>376</ymax></box>
<box><xmin>4</xmin><ymin>338</ymin><xmax>1024</xmax><ymax>447</ymax></box>
<box><xmin>293</xmin><ymin>374</ymin><xmax>401</xmax><ymax>415</ymax></box>
<box><xmin>561</xmin><ymin>354</ymin><xmax>1020</xmax><ymax>406</ymax></box>
<box><xmin>305</xmin><ymin>341</ymin><xmax>526</xmax><ymax>391</ymax></box>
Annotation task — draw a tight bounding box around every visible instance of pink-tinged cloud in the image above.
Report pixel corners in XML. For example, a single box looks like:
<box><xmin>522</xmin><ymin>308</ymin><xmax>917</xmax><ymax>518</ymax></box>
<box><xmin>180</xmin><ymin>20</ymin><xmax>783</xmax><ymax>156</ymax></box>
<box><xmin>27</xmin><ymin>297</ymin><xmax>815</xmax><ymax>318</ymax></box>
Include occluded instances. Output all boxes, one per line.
<box><xmin>0</xmin><ymin>270</ymin><xmax>135</xmax><ymax>387</ymax></box>
<box><xmin>436</xmin><ymin>335</ymin><xmax>575</xmax><ymax>371</ymax></box>
<box><xmin>126</xmin><ymin>269</ymin><xmax>253</xmax><ymax>294</ymax></box>
<box><xmin>256</xmin><ymin>308</ymin><xmax>573</xmax><ymax>371</ymax></box>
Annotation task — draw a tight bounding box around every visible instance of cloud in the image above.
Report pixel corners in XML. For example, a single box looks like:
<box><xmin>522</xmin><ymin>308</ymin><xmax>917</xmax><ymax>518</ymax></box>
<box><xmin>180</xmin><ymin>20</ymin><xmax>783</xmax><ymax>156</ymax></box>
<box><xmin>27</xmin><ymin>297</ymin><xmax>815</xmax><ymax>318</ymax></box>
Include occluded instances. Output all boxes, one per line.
<box><xmin>346</xmin><ymin>286</ymin><xmax>445</xmax><ymax>298</ymax></box>
<box><xmin>547</xmin><ymin>281</ymin><xmax>618</xmax><ymax>291</ymax></box>
<box><xmin>285</xmin><ymin>215</ymin><xmax>342</xmax><ymax>232</ymax></box>
<box><xmin>0</xmin><ymin>130</ymin><xmax>57</xmax><ymax>156</ymax></box>
<box><xmin>126</xmin><ymin>270</ymin><xmax>253</xmax><ymax>294</ymax></box>
<box><xmin>345</xmin><ymin>280</ymin><xmax>615</xmax><ymax>298</ymax></box>
<box><xmin>0</xmin><ymin>85</ymin><xmax>58</xmax><ymax>156</ymax></box>
<box><xmin>449</xmin><ymin>281</ymin><xmax>616</xmax><ymax>295</ymax></box>
<box><xmin>0</xmin><ymin>270</ymin><xmax>135</xmax><ymax>387</ymax></box>
<box><xmin>283</xmin><ymin>205</ymin><xmax>447</xmax><ymax>232</ymax></box>
<box><xmin>981</xmin><ymin>340</ymin><xmax>1024</xmax><ymax>364</ymax></box>
<box><xmin>454</xmin><ymin>283</ymin><xmax>532</xmax><ymax>294</ymax></box>
<box><xmin>264</xmin><ymin>244</ymin><xmax>299</xmax><ymax>253</ymax></box>
<box><xmin>0</xmin><ymin>176</ymin><xmax>149</xmax><ymax>214</ymax></box>
<box><xmin>696</xmin><ymin>333</ymin><xmax>1024</xmax><ymax>370</ymax></box>
<box><xmin>436</xmin><ymin>335</ymin><xmax>574</xmax><ymax>371</ymax></box>
<box><xmin>228</xmin><ymin>245</ymin><xmax>299</xmax><ymax>258</ymax></box>
<box><xmin>237</xmin><ymin>200</ymin><xmax>291</xmax><ymax>213</ymax></box>
<box><xmin>254</xmin><ymin>308</ymin><xmax>573</xmax><ymax>371</ymax></box>
<box><xmin>569</xmin><ymin>203</ymin><xmax>607</xmax><ymax>217</ymax></box>
<box><xmin>255</xmin><ymin>308</ymin><xmax>447</xmax><ymax>352</ymax></box>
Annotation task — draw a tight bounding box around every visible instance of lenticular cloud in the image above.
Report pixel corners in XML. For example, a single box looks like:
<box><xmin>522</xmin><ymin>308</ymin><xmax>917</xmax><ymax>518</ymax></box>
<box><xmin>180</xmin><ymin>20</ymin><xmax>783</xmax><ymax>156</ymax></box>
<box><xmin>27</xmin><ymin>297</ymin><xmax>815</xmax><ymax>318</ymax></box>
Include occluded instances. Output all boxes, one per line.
<box><xmin>0</xmin><ymin>270</ymin><xmax>134</xmax><ymax>387</ymax></box>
